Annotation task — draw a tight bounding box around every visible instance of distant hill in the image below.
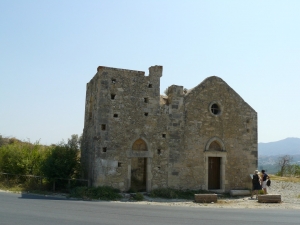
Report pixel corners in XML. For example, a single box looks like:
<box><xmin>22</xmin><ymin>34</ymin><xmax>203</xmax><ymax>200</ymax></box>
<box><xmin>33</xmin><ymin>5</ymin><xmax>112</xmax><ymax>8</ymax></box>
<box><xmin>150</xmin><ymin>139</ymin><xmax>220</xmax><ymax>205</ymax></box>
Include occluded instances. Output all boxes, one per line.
<box><xmin>258</xmin><ymin>137</ymin><xmax>300</xmax><ymax>156</ymax></box>
<box><xmin>258</xmin><ymin>137</ymin><xmax>300</xmax><ymax>174</ymax></box>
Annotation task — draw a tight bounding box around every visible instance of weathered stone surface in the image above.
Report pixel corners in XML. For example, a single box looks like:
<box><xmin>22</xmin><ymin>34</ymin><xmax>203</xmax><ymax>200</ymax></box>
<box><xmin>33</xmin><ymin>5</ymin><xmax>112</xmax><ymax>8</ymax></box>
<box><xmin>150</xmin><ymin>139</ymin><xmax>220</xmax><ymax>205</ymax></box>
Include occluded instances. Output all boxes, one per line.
<box><xmin>81</xmin><ymin>65</ymin><xmax>257</xmax><ymax>192</ymax></box>
<box><xmin>230</xmin><ymin>190</ymin><xmax>251</xmax><ymax>196</ymax></box>
<box><xmin>195</xmin><ymin>194</ymin><xmax>218</xmax><ymax>203</ymax></box>
<box><xmin>258</xmin><ymin>194</ymin><xmax>281</xmax><ymax>203</ymax></box>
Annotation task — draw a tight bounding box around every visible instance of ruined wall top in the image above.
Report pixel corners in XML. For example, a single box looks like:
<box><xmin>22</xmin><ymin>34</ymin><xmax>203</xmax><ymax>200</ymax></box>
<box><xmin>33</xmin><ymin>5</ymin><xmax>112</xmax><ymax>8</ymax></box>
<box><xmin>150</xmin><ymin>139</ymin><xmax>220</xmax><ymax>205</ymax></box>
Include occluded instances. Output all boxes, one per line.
<box><xmin>95</xmin><ymin>65</ymin><xmax>163</xmax><ymax>77</ymax></box>
<box><xmin>149</xmin><ymin>65</ymin><xmax>163</xmax><ymax>77</ymax></box>
<box><xmin>96</xmin><ymin>66</ymin><xmax>145</xmax><ymax>76</ymax></box>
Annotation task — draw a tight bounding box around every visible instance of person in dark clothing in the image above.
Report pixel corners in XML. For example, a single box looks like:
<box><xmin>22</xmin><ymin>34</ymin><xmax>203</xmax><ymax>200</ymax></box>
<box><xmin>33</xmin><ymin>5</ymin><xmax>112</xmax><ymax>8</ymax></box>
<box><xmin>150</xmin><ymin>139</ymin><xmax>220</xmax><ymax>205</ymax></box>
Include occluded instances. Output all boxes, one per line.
<box><xmin>251</xmin><ymin>170</ymin><xmax>262</xmax><ymax>199</ymax></box>
<box><xmin>261</xmin><ymin>169</ymin><xmax>269</xmax><ymax>194</ymax></box>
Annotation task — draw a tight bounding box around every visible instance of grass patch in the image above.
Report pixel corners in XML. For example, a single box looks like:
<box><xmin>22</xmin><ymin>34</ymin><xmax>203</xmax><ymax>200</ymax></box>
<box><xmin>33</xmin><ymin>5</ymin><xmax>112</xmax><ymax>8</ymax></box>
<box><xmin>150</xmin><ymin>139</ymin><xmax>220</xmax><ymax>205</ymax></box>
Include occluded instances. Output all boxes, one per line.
<box><xmin>0</xmin><ymin>180</ymin><xmax>42</xmax><ymax>193</ymax></box>
<box><xmin>258</xmin><ymin>190</ymin><xmax>264</xmax><ymax>195</ymax></box>
<box><xmin>0</xmin><ymin>183</ymin><xmax>23</xmax><ymax>192</ymax></box>
<box><xmin>69</xmin><ymin>186</ymin><xmax>122</xmax><ymax>201</ymax></box>
<box><xmin>217</xmin><ymin>199</ymin><xmax>230</xmax><ymax>204</ymax></box>
<box><xmin>268</xmin><ymin>175</ymin><xmax>300</xmax><ymax>183</ymax></box>
<box><xmin>0</xmin><ymin>181</ymin><xmax>63</xmax><ymax>196</ymax></box>
<box><xmin>149</xmin><ymin>188</ymin><xmax>212</xmax><ymax>200</ymax></box>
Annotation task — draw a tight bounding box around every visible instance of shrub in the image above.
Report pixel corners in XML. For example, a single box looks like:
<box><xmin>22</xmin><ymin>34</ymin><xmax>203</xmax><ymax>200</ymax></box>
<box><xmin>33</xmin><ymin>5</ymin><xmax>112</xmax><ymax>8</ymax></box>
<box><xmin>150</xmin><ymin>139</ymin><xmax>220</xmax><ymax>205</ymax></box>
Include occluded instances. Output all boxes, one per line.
<box><xmin>127</xmin><ymin>187</ymin><xmax>137</xmax><ymax>193</ymax></box>
<box><xmin>150</xmin><ymin>188</ymin><xmax>211</xmax><ymax>199</ymax></box>
<box><xmin>258</xmin><ymin>190</ymin><xmax>264</xmax><ymax>195</ymax></box>
<box><xmin>69</xmin><ymin>186</ymin><xmax>122</xmax><ymax>200</ymax></box>
<box><xmin>0</xmin><ymin>140</ymin><xmax>46</xmax><ymax>176</ymax></box>
<box><xmin>133</xmin><ymin>192</ymin><xmax>144</xmax><ymax>201</ymax></box>
<box><xmin>0</xmin><ymin>134</ymin><xmax>82</xmax><ymax>193</ymax></box>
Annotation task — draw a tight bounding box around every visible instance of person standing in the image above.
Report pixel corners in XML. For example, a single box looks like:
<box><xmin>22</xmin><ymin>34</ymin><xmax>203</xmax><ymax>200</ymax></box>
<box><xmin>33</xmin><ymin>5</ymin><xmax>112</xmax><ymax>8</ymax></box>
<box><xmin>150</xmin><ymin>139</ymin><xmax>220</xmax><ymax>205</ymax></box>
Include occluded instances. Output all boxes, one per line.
<box><xmin>251</xmin><ymin>170</ymin><xmax>262</xmax><ymax>199</ymax></box>
<box><xmin>261</xmin><ymin>169</ymin><xmax>269</xmax><ymax>194</ymax></box>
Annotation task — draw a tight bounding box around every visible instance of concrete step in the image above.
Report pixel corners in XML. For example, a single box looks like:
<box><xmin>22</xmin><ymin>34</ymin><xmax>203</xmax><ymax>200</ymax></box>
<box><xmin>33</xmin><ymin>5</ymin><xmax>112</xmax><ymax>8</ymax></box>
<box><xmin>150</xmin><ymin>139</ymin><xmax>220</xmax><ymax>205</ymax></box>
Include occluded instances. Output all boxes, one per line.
<box><xmin>194</xmin><ymin>194</ymin><xmax>218</xmax><ymax>203</ymax></box>
<box><xmin>258</xmin><ymin>194</ymin><xmax>281</xmax><ymax>203</ymax></box>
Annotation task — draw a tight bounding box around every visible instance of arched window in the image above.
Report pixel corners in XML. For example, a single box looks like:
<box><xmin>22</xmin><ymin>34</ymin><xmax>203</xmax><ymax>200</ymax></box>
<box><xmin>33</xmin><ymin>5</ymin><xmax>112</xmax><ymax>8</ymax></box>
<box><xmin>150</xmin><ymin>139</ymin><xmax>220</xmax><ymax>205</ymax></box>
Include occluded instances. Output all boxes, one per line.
<box><xmin>208</xmin><ymin>141</ymin><xmax>222</xmax><ymax>151</ymax></box>
<box><xmin>132</xmin><ymin>139</ymin><xmax>147</xmax><ymax>151</ymax></box>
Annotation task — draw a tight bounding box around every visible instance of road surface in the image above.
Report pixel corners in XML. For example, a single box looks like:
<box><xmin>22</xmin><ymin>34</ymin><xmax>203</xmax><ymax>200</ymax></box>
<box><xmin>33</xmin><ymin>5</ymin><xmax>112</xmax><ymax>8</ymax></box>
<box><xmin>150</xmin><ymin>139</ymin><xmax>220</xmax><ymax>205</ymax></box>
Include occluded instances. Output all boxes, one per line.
<box><xmin>0</xmin><ymin>192</ymin><xmax>299</xmax><ymax>225</ymax></box>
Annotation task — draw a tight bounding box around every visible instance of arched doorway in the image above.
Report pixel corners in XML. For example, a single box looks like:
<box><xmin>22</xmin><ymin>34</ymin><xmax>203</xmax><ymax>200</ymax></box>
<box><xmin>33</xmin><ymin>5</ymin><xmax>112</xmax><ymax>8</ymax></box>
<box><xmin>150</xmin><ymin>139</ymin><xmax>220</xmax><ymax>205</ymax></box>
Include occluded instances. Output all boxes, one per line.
<box><xmin>208</xmin><ymin>141</ymin><xmax>222</xmax><ymax>189</ymax></box>
<box><xmin>131</xmin><ymin>139</ymin><xmax>147</xmax><ymax>191</ymax></box>
<box><xmin>205</xmin><ymin>137</ymin><xmax>227</xmax><ymax>191</ymax></box>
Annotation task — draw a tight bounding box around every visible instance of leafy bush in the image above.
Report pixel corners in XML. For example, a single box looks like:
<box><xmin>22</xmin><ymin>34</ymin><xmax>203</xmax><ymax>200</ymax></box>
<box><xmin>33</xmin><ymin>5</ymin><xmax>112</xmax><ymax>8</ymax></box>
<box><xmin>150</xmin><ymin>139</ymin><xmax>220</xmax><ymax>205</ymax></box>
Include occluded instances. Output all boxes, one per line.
<box><xmin>0</xmin><ymin>140</ymin><xmax>46</xmax><ymax>176</ymax></box>
<box><xmin>133</xmin><ymin>192</ymin><xmax>144</xmax><ymax>201</ymax></box>
<box><xmin>0</xmin><ymin>135</ymin><xmax>22</xmax><ymax>148</ymax></box>
<box><xmin>69</xmin><ymin>186</ymin><xmax>122</xmax><ymax>200</ymax></box>
<box><xmin>127</xmin><ymin>187</ymin><xmax>137</xmax><ymax>193</ymax></box>
<box><xmin>0</xmin><ymin>134</ymin><xmax>82</xmax><ymax>192</ymax></box>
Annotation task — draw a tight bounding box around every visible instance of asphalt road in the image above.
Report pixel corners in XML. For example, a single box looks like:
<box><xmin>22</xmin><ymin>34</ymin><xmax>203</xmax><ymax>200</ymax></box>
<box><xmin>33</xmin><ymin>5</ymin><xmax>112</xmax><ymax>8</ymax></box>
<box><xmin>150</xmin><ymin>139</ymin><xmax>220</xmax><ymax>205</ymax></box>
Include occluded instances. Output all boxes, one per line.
<box><xmin>0</xmin><ymin>192</ymin><xmax>299</xmax><ymax>225</ymax></box>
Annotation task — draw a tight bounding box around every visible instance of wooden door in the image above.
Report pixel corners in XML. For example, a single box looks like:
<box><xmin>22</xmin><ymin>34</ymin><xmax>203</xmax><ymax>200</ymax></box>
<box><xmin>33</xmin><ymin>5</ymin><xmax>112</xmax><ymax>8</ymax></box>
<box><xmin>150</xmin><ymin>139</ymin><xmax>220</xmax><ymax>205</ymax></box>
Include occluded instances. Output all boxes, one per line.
<box><xmin>131</xmin><ymin>158</ymin><xmax>147</xmax><ymax>191</ymax></box>
<box><xmin>208</xmin><ymin>157</ymin><xmax>220</xmax><ymax>189</ymax></box>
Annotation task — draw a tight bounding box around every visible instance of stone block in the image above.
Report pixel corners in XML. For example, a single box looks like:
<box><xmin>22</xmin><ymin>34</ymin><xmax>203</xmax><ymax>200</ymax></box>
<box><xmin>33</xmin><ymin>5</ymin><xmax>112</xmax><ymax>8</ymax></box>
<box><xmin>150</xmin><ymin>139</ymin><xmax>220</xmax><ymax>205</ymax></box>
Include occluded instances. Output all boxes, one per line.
<box><xmin>194</xmin><ymin>194</ymin><xmax>217</xmax><ymax>203</ymax></box>
<box><xmin>257</xmin><ymin>194</ymin><xmax>281</xmax><ymax>203</ymax></box>
<box><xmin>230</xmin><ymin>190</ymin><xmax>251</xmax><ymax>196</ymax></box>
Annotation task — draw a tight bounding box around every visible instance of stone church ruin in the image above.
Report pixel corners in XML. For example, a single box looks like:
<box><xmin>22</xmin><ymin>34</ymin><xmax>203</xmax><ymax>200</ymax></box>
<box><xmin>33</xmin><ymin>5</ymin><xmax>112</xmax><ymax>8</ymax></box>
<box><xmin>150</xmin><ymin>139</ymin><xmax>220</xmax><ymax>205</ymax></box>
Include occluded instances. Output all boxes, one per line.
<box><xmin>81</xmin><ymin>65</ymin><xmax>257</xmax><ymax>192</ymax></box>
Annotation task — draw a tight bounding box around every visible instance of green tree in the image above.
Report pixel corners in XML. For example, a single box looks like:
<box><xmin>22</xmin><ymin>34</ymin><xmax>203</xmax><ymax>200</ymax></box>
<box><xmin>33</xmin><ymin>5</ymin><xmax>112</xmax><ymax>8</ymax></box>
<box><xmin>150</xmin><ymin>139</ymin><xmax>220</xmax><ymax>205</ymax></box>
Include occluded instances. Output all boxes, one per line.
<box><xmin>40</xmin><ymin>142</ymin><xmax>81</xmax><ymax>189</ymax></box>
<box><xmin>67</xmin><ymin>134</ymin><xmax>82</xmax><ymax>150</ymax></box>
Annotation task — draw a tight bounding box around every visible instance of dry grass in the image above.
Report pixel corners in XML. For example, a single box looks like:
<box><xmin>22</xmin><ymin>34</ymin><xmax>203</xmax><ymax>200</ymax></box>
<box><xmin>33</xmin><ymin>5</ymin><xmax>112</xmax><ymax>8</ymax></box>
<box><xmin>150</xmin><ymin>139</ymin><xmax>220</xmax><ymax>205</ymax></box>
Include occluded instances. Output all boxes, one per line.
<box><xmin>0</xmin><ymin>183</ymin><xmax>24</xmax><ymax>192</ymax></box>
<box><xmin>269</xmin><ymin>175</ymin><xmax>300</xmax><ymax>183</ymax></box>
<box><xmin>217</xmin><ymin>200</ymin><xmax>231</xmax><ymax>204</ymax></box>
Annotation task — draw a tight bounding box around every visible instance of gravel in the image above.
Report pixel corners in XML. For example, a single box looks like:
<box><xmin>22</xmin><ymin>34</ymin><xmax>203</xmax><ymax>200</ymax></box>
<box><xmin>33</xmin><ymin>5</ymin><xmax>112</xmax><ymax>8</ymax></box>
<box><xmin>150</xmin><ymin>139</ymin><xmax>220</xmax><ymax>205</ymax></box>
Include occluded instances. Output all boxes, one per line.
<box><xmin>120</xmin><ymin>180</ymin><xmax>300</xmax><ymax>209</ymax></box>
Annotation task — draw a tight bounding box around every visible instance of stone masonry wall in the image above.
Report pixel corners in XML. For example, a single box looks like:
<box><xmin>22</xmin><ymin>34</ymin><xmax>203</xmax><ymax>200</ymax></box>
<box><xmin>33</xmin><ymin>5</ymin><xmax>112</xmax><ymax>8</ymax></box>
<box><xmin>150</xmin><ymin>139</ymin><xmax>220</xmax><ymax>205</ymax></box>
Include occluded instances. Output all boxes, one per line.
<box><xmin>81</xmin><ymin>66</ymin><xmax>257</xmax><ymax>192</ymax></box>
<box><xmin>82</xmin><ymin>66</ymin><xmax>174</xmax><ymax>190</ymax></box>
<box><xmin>183</xmin><ymin>77</ymin><xmax>257</xmax><ymax>191</ymax></box>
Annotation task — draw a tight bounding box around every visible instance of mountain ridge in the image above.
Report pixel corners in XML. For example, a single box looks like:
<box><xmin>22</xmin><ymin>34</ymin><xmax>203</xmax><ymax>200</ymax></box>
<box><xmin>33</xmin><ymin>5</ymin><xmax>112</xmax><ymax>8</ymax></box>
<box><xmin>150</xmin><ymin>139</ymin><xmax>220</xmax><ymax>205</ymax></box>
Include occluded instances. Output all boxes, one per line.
<box><xmin>258</xmin><ymin>137</ymin><xmax>300</xmax><ymax>156</ymax></box>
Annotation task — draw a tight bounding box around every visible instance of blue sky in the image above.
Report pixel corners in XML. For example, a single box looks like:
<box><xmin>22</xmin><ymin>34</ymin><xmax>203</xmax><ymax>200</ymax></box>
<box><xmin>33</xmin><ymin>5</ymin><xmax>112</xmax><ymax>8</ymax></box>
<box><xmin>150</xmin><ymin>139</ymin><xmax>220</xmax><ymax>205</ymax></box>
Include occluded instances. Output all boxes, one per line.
<box><xmin>1</xmin><ymin>0</ymin><xmax>299</xmax><ymax>145</ymax></box>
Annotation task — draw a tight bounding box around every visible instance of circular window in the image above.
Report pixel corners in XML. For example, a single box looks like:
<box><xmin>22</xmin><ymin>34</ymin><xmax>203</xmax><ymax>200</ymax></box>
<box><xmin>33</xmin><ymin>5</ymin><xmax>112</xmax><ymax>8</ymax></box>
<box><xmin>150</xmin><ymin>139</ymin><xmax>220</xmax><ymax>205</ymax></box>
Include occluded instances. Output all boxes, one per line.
<box><xmin>209</xmin><ymin>102</ymin><xmax>222</xmax><ymax>116</ymax></box>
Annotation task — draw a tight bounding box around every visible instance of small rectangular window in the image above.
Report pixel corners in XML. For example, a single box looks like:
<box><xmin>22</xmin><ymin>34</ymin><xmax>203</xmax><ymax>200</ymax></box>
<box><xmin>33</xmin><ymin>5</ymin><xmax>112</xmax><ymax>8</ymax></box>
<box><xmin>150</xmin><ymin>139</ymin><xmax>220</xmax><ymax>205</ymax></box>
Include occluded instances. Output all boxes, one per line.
<box><xmin>111</xmin><ymin>94</ymin><xmax>116</xmax><ymax>99</ymax></box>
<box><xmin>111</xmin><ymin>78</ymin><xmax>116</xmax><ymax>84</ymax></box>
<box><xmin>102</xmin><ymin>147</ymin><xmax>107</xmax><ymax>152</ymax></box>
<box><xmin>144</xmin><ymin>112</ymin><xmax>149</xmax><ymax>116</ymax></box>
<box><xmin>144</xmin><ymin>98</ymin><xmax>149</xmax><ymax>103</ymax></box>
<box><xmin>118</xmin><ymin>162</ymin><xmax>122</xmax><ymax>167</ymax></box>
<box><xmin>148</xmin><ymin>84</ymin><xmax>153</xmax><ymax>88</ymax></box>
<box><xmin>157</xmin><ymin>149</ymin><xmax>161</xmax><ymax>155</ymax></box>
<box><xmin>113</xmin><ymin>114</ymin><xmax>118</xmax><ymax>118</ymax></box>
<box><xmin>162</xmin><ymin>134</ymin><xmax>166</xmax><ymax>138</ymax></box>
<box><xmin>101</xmin><ymin>124</ymin><xmax>106</xmax><ymax>130</ymax></box>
